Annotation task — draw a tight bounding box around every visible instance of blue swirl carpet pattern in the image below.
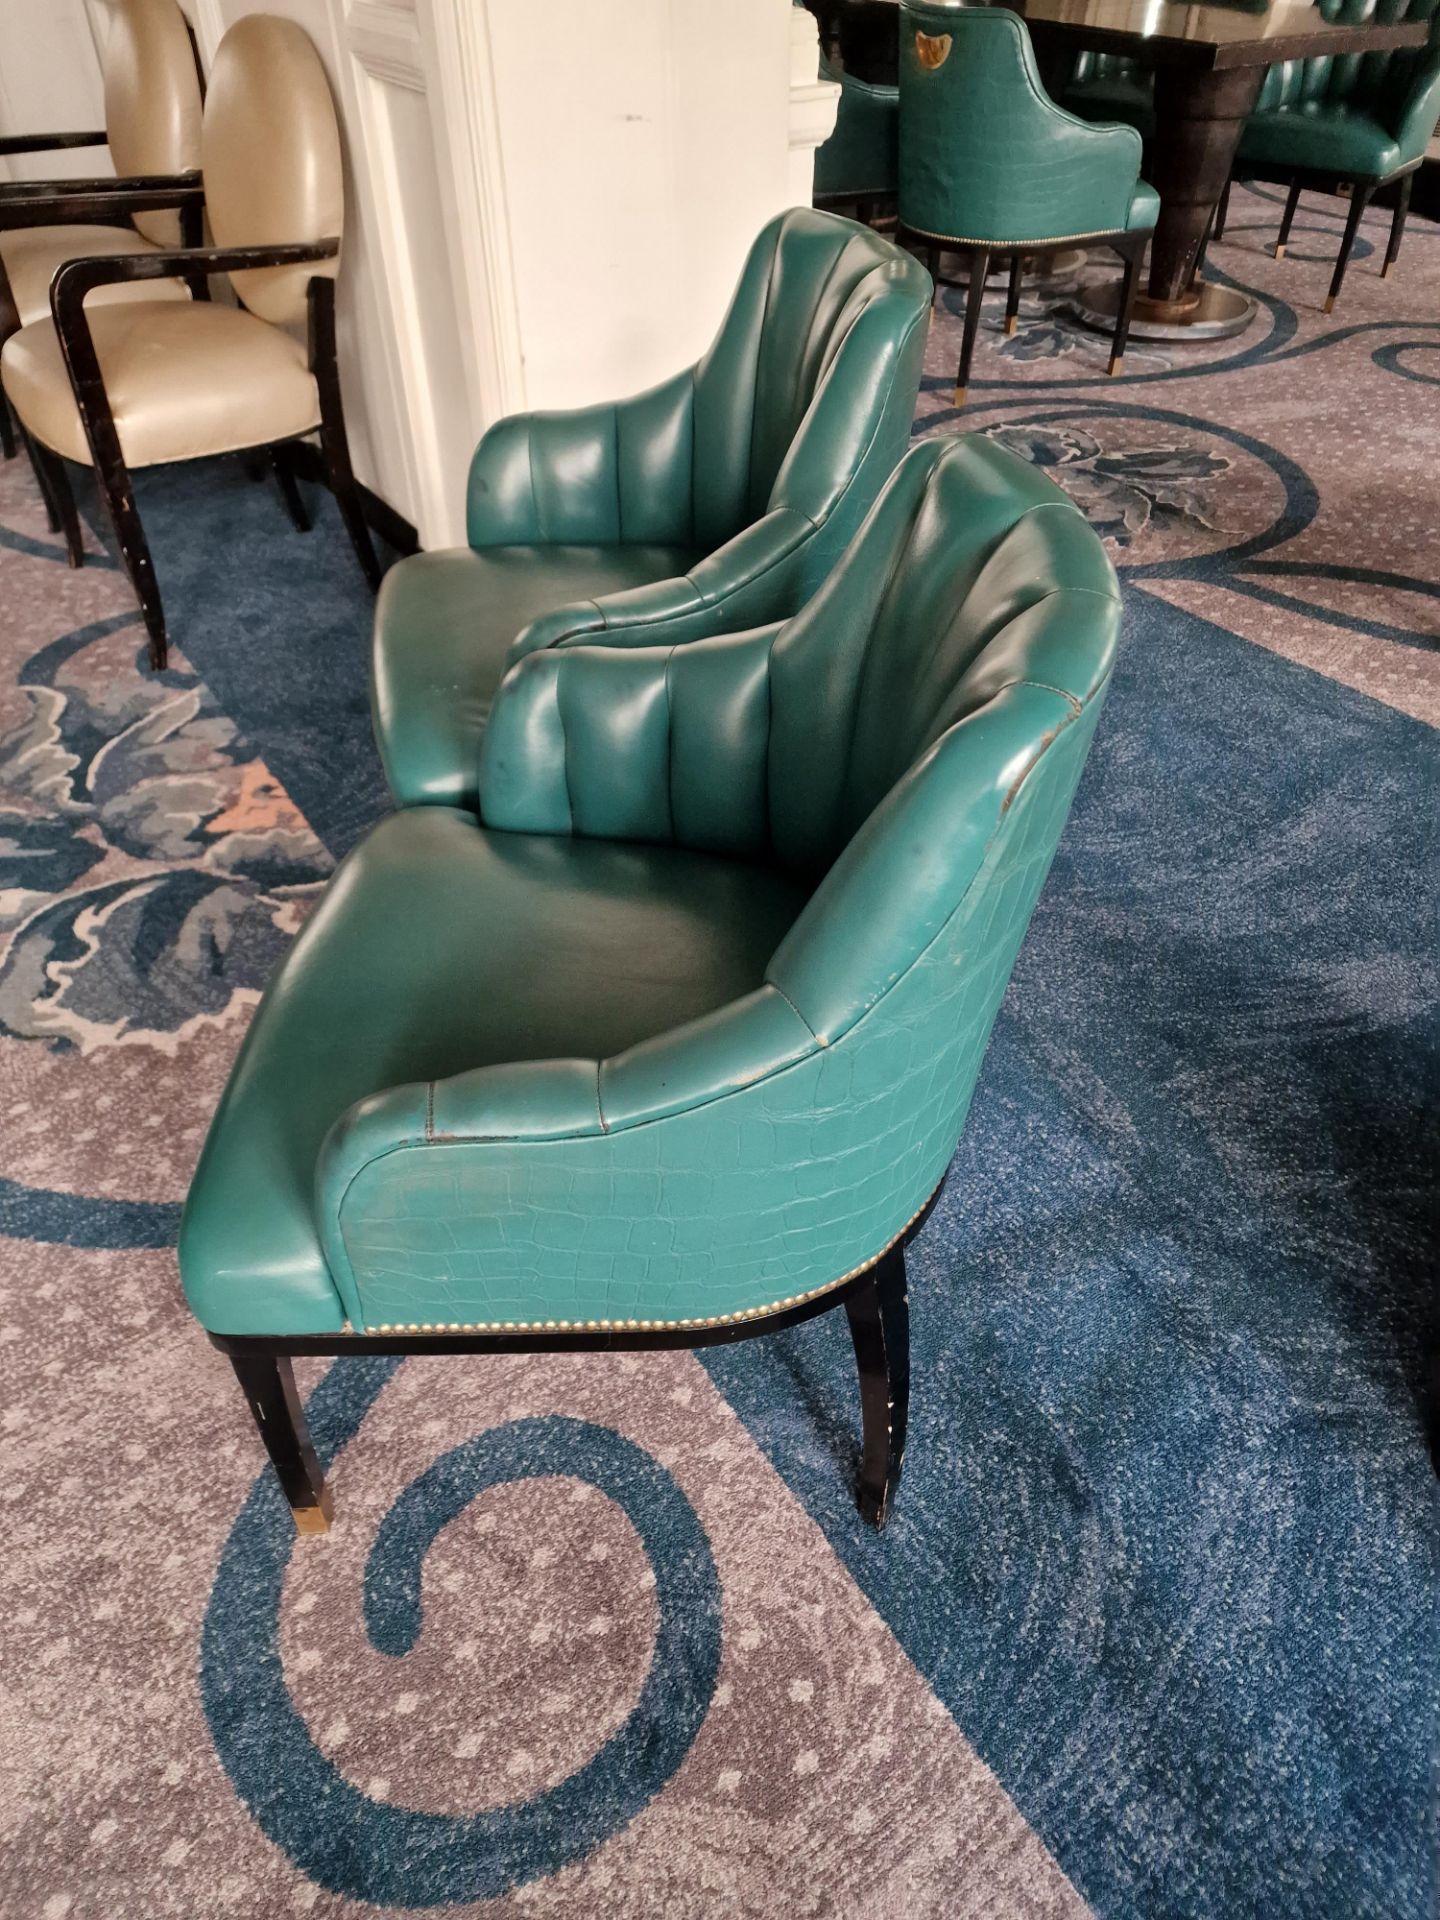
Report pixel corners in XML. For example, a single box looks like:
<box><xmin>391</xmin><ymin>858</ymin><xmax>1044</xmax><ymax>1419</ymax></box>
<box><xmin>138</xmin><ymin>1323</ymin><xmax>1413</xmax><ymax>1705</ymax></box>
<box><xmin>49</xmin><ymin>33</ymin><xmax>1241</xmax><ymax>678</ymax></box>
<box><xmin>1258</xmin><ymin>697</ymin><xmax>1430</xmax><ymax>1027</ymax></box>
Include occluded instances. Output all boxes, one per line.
<box><xmin>0</xmin><ymin>186</ymin><xmax>1435</xmax><ymax>1919</ymax></box>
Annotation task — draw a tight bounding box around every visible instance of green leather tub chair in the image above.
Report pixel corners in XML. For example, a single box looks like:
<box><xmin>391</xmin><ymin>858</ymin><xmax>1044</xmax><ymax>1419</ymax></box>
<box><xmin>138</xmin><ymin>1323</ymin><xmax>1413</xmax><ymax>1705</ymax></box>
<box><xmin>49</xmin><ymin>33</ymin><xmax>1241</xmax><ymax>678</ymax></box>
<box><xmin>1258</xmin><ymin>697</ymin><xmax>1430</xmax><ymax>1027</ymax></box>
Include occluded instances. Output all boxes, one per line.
<box><xmin>1226</xmin><ymin>0</ymin><xmax>1440</xmax><ymax>308</ymax></box>
<box><xmin>813</xmin><ymin>51</ymin><xmax>900</xmax><ymax>222</ymax></box>
<box><xmin>180</xmin><ymin>433</ymin><xmax>1119</xmax><ymax>1536</ymax></box>
<box><xmin>372</xmin><ymin>208</ymin><xmax>931</xmax><ymax>813</ymax></box>
<box><xmin>897</xmin><ymin>1</ymin><xmax>1158</xmax><ymax>406</ymax></box>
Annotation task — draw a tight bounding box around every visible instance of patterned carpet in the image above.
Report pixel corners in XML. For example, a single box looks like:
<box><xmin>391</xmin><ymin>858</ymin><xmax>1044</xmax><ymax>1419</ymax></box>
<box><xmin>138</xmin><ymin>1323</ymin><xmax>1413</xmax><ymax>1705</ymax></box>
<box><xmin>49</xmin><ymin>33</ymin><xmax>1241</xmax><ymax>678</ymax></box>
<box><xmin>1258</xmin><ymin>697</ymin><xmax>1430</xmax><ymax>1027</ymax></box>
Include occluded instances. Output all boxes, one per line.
<box><xmin>1</xmin><ymin>184</ymin><xmax>1436</xmax><ymax>1920</ymax></box>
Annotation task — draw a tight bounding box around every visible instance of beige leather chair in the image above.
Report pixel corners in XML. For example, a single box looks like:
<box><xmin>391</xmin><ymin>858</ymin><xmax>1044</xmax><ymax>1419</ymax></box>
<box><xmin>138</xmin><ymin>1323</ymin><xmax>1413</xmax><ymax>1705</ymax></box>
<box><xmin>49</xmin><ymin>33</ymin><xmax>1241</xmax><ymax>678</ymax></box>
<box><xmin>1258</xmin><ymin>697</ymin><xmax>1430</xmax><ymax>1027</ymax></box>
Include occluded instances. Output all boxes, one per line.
<box><xmin>0</xmin><ymin>0</ymin><xmax>203</xmax><ymax>459</ymax></box>
<box><xmin>0</xmin><ymin>14</ymin><xmax>379</xmax><ymax>670</ymax></box>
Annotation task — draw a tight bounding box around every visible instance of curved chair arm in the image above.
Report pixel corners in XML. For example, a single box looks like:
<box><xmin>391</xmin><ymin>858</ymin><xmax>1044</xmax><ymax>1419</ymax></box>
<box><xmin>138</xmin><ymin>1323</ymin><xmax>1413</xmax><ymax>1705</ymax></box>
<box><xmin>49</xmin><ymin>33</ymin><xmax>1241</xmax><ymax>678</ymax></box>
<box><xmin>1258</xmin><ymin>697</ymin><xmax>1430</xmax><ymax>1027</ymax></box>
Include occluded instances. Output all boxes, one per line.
<box><xmin>480</xmin><ymin>625</ymin><xmax>780</xmax><ymax>850</ymax></box>
<box><xmin>1387</xmin><ymin>45</ymin><xmax>1440</xmax><ymax>164</ymax></box>
<box><xmin>465</xmin><ymin>367</ymin><xmax>696</xmax><ymax>548</ymax></box>
<box><xmin>504</xmin><ymin>511</ymin><xmax>814</xmax><ymax>661</ymax></box>
<box><xmin>314</xmin><ymin>987</ymin><xmax>819</xmax><ymax>1332</ymax></box>
<box><xmin>0</xmin><ymin>176</ymin><xmax>203</xmax><ymax>233</ymax></box>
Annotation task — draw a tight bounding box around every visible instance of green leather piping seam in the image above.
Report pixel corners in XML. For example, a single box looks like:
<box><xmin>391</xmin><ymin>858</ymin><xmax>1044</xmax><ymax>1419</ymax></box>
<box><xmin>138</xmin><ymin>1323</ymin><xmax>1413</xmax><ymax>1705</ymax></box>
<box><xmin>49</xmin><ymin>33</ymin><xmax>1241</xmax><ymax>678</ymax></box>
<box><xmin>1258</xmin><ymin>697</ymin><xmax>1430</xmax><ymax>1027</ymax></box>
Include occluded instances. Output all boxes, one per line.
<box><xmin>904</xmin><ymin>218</ymin><xmax>1152</xmax><ymax>249</ymax></box>
<box><xmin>334</xmin><ymin>662</ymin><xmax>1114</xmax><ymax>1336</ymax></box>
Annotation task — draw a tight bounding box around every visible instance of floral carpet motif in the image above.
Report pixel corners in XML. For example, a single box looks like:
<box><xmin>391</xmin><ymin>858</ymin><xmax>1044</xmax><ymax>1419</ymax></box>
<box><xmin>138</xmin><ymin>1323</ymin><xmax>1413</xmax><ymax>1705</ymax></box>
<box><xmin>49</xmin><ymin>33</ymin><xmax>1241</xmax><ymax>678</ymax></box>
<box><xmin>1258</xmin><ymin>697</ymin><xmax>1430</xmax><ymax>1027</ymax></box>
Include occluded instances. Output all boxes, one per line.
<box><xmin>0</xmin><ymin>185</ymin><xmax>1436</xmax><ymax>1920</ymax></box>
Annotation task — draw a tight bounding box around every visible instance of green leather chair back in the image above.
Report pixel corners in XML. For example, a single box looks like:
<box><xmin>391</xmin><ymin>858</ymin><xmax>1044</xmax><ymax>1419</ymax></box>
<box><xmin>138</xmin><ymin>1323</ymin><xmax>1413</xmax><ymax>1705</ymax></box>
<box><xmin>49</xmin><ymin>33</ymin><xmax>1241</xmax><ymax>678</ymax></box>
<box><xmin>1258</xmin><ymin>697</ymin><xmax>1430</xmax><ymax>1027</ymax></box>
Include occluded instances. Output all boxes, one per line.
<box><xmin>898</xmin><ymin>1</ymin><xmax>1148</xmax><ymax>245</ymax></box>
<box><xmin>1255</xmin><ymin>0</ymin><xmax>1440</xmax><ymax>162</ymax></box>
<box><xmin>814</xmin><ymin>53</ymin><xmax>900</xmax><ymax>198</ymax></box>
<box><xmin>466</xmin><ymin>209</ymin><xmax>932</xmax><ymax>607</ymax></box>
<box><xmin>467</xmin><ymin>434</ymin><xmax>1119</xmax><ymax>1300</ymax></box>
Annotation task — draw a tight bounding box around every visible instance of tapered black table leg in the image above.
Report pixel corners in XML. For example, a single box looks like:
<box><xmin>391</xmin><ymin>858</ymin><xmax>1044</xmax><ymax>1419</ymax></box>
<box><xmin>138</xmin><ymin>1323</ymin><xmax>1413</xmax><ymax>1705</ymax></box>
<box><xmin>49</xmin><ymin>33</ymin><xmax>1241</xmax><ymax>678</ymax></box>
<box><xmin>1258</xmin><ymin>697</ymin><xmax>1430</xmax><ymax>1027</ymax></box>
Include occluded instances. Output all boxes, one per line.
<box><xmin>844</xmin><ymin>1243</ymin><xmax>910</xmax><ymax>1529</ymax></box>
<box><xmin>229</xmin><ymin>1354</ymin><xmax>333</xmax><ymax>1534</ymax></box>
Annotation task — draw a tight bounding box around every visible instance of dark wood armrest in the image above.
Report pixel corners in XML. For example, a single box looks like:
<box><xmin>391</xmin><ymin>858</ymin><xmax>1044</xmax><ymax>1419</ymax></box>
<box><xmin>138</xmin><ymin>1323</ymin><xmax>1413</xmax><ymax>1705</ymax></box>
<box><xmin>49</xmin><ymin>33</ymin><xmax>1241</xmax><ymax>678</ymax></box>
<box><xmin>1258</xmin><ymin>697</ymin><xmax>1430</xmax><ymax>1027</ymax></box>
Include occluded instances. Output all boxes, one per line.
<box><xmin>0</xmin><ymin>175</ymin><xmax>204</xmax><ymax>233</ymax></box>
<box><xmin>0</xmin><ymin>131</ymin><xmax>107</xmax><ymax>157</ymax></box>
<box><xmin>50</xmin><ymin>237</ymin><xmax>338</xmax><ymax>314</ymax></box>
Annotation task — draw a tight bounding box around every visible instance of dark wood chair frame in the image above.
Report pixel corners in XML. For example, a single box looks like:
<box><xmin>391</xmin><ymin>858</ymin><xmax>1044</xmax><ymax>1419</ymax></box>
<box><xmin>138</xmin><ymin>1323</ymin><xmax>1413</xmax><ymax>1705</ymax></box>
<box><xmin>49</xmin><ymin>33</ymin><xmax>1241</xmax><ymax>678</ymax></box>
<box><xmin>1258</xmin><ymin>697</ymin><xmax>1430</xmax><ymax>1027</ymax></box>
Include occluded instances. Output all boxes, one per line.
<box><xmin>0</xmin><ymin>175</ymin><xmax>381</xmax><ymax>670</ymax></box>
<box><xmin>209</xmin><ymin>1188</ymin><xmax>938</xmax><ymax>1538</ymax></box>
<box><xmin>1213</xmin><ymin>157</ymin><xmax>1420</xmax><ymax>311</ymax></box>
<box><xmin>899</xmin><ymin>221</ymin><xmax>1153</xmax><ymax>406</ymax></box>
<box><xmin>0</xmin><ymin>130</ymin><xmax>110</xmax><ymax>460</ymax></box>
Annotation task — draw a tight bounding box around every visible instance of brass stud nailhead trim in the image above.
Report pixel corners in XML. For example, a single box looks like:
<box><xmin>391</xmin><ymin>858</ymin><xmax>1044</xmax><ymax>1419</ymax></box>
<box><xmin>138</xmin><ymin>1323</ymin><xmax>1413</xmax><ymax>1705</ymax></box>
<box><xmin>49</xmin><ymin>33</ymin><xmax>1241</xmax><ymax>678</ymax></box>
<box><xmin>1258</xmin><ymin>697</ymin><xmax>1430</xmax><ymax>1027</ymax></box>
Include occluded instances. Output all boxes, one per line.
<box><xmin>355</xmin><ymin>1194</ymin><xmax>932</xmax><ymax>1338</ymax></box>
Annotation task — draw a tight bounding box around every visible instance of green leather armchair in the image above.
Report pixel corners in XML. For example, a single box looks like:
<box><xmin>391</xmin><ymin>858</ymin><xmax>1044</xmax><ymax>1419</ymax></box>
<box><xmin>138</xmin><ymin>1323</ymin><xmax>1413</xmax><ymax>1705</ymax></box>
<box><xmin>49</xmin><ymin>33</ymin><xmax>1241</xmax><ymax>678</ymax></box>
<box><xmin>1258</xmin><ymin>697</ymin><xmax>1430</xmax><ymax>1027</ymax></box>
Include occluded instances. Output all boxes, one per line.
<box><xmin>181</xmin><ymin>433</ymin><xmax>1120</xmax><ymax>1534</ymax></box>
<box><xmin>1229</xmin><ymin>0</ymin><xmax>1440</xmax><ymax>307</ymax></box>
<box><xmin>897</xmin><ymin>1</ymin><xmax>1158</xmax><ymax>405</ymax></box>
<box><xmin>372</xmin><ymin>209</ymin><xmax>931</xmax><ymax>813</ymax></box>
<box><xmin>813</xmin><ymin>52</ymin><xmax>900</xmax><ymax>217</ymax></box>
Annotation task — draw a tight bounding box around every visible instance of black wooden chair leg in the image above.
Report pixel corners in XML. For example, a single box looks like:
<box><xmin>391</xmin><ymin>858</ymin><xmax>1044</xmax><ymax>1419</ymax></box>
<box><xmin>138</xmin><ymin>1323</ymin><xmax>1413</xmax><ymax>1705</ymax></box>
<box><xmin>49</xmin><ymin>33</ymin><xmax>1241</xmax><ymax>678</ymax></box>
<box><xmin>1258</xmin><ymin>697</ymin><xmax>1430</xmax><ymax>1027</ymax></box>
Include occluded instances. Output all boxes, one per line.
<box><xmin>1004</xmin><ymin>253</ymin><xmax>1024</xmax><ymax>336</ymax></box>
<box><xmin>308</xmin><ymin>277</ymin><xmax>381</xmax><ymax>591</ymax></box>
<box><xmin>229</xmin><ymin>1354</ymin><xmax>333</xmax><ymax>1534</ymax></box>
<box><xmin>93</xmin><ymin>451</ymin><xmax>168</xmax><ymax>668</ymax></box>
<box><xmin>1326</xmin><ymin>179</ymin><xmax>1375</xmax><ymax>312</ymax></box>
<box><xmin>1382</xmin><ymin>172</ymin><xmax>1412</xmax><ymax>280</ymax></box>
<box><xmin>844</xmin><ymin>1243</ymin><xmax>911</xmax><ymax>1529</ymax></box>
<box><xmin>956</xmin><ymin>246</ymin><xmax>992</xmax><ymax>409</ymax></box>
<box><xmin>19</xmin><ymin>428</ymin><xmax>62</xmax><ymax>533</ymax></box>
<box><xmin>1110</xmin><ymin>235</ymin><xmax>1146</xmax><ymax>376</ymax></box>
<box><xmin>1275</xmin><ymin>177</ymin><xmax>1303</xmax><ymax>258</ymax></box>
<box><xmin>0</xmin><ymin>389</ymin><xmax>15</xmax><ymax>461</ymax></box>
<box><xmin>1213</xmin><ymin>174</ymin><xmax>1232</xmax><ymax>243</ymax></box>
<box><xmin>269</xmin><ymin>445</ymin><xmax>312</xmax><ymax>532</ymax></box>
<box><xmin>28</xmin><ymin>438</ymin><xmax>84</xmax><ymax>567</ymax></box>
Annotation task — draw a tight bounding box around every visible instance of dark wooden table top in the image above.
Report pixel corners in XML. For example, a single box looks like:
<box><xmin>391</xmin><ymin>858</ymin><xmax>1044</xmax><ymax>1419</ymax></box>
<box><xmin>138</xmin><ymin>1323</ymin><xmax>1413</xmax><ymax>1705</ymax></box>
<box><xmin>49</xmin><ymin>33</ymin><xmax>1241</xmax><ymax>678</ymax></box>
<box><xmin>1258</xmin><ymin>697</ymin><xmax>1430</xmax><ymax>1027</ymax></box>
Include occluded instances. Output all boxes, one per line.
<box><xmin>852</xmin><ymin>0</ymin><xmax>1430</xmax><ymax>68</ymax></box>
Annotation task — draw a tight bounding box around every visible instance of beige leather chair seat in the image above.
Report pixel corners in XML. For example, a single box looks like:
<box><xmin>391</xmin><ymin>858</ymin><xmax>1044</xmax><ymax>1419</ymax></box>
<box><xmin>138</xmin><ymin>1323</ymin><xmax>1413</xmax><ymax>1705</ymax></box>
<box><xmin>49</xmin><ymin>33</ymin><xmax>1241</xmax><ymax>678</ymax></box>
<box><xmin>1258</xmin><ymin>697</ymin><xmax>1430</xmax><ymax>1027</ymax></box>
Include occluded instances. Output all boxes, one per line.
<box><xmin>2</xmin><ymin>299</ymin><xmax>320</xmax><ymax>466</ymax></box>
<box><xmin>0</xmin><ymin>226</ymin><xmax>191</xmax><ymax>327</ymax></box>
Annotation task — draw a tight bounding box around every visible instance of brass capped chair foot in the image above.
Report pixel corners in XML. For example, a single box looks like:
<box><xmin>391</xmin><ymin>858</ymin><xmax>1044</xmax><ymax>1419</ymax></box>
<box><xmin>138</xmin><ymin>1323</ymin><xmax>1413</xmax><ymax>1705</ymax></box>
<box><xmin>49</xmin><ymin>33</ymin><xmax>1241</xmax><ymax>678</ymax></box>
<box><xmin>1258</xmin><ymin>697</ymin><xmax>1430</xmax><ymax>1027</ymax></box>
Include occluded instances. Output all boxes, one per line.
<box><xmin>1381</xmin><ymin>261</ymin><xmax>1394</xmax><ymax>279</ymax></box>
<box><xmin>953</xmin><ymin>384</ymin><xmax>967</xmax><ymax>408</ymax></box>
<box><xmin>1274</xmin><ymin>243</ymin><xmax>1287</xmax><ymax>259</ymax></box>
<box><xmin>1108</xmin><ymin>354</ymin><xmax>1124</xmax><ymax>376</ymax></box>
<box><xmin>1323</xmin><ymin>294</ymin><xmax>1336</xmax><ymax>314</ymax></box>
<box><xmin>1004</xmin><ymin>314</ymin><xmax>1018</xmax><ymax>336</ymax></box>
<box><xmin>291</xmin><ymin>1492</ymin><xmax>333</xmax><ymax>1535</ymax></box>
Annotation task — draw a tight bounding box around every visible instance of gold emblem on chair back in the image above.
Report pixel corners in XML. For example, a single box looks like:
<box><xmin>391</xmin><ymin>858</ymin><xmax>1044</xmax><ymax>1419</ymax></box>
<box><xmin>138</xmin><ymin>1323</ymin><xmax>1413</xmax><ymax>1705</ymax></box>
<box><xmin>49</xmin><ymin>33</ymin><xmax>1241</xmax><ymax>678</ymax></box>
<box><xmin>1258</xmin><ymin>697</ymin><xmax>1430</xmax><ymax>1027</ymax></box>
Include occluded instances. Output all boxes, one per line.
<box><xmin>200</xmin><ymin>16</ymin><xmax>344</xmax><ymax>326</ymax></box>
<box><xmin>103</xmin><ymin>0</ymin><xmax>203</xmax><ymax>247</ymax></box>
<box><xmin>913</xmin><ymin>30</ymin><xmax>952</xmax><ymax>69</ymax></box>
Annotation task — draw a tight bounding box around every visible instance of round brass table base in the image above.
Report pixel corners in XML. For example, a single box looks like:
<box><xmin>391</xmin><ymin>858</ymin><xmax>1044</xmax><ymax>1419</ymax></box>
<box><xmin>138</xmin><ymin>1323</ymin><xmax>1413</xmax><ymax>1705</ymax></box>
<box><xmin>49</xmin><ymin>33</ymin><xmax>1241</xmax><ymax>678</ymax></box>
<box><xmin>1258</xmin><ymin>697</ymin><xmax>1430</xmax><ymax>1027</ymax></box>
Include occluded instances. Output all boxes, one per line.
<box><xmin>1068</xmin><ymin>276</ymin><xmax>1256</xmax><ymax>342</ymax></box>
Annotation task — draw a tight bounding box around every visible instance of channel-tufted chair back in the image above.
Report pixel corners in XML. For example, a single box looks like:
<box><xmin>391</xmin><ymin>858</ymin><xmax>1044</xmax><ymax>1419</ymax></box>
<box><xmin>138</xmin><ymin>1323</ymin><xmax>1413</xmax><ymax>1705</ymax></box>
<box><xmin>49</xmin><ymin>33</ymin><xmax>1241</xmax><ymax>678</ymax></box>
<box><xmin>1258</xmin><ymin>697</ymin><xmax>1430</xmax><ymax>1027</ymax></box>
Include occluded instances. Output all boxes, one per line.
<box><xmin>1256</xmin><ymin>0</ymin><xmax>1440</xmax><ymax>133</ymax></box>
<box><xmin>466</xmin><ymin>208</ymin><xmax>932</xmax><ymax>605</ymax></box>
<box><xmin>103</xmin><ymin>0</ymin><xmax>203</xmax><ymax>246</ymax></box>
<box><xmin>201</xmin><ymin>14</ymin><xmax>344</xmax><ymax>325</ymax></box>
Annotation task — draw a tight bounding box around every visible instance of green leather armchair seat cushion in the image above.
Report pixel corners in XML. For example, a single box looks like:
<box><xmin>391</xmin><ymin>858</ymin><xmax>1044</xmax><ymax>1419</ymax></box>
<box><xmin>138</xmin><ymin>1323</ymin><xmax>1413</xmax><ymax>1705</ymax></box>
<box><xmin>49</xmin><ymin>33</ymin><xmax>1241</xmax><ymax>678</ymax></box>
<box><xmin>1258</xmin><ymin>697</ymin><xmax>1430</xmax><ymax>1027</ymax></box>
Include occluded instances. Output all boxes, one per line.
<box><xmin>371</xmin><ymin>209</ymin><xmax>931</xmax><ymax>813</ymax></box>
<box><xmin>1238</xmin><ymin>104</ymin><xmax>1402</xmax><ymax>177</ymax></box>
<box><xmin>178</xmin><ymin>809</ymin><xmax>809</xmax><ymax>1335</ymax></box>
<box><xmin>373</xmin><ymin>543</ymin><xmax>698</xmax><ymax>812</ymax></box>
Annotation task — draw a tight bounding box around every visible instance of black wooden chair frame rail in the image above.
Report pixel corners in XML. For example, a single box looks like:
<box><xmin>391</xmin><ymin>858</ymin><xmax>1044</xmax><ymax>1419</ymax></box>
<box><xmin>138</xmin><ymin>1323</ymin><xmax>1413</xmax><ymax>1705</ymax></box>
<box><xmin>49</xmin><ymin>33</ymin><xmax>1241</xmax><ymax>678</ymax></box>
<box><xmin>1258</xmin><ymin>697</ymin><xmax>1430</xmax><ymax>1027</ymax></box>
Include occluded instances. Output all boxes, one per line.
<box><xmin>25</xmin><ymin>232</ymin><xmax>379</xmax><ymax>669</ymax></box>
<box><xmin>0</xmin><ymin>175</ymin><xmax>205</xmax><ymax>463</ymax></box>
<box><xmin>1214</xmin><ymin>156</ymin><xmax>1420</xmax><ymax>309</ymax></box>
<box><xmin>899</xmin><ymin>221</ymin><xmax>1153</xmax><ymax>405</ymax></box>
<box><xmin>211</xmin><ymin>1189</ymin><xmax>939</xmax><ymax>1538</ymax></box>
